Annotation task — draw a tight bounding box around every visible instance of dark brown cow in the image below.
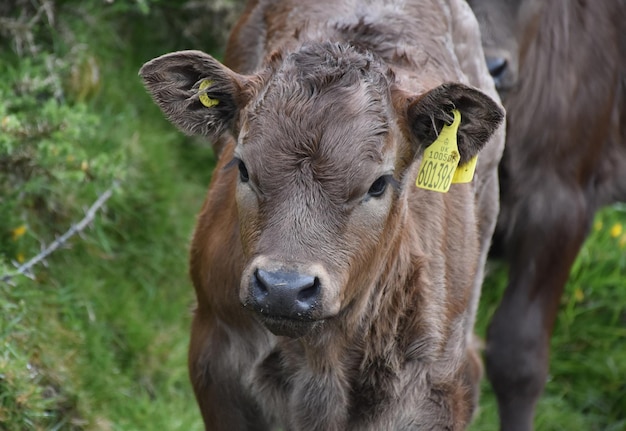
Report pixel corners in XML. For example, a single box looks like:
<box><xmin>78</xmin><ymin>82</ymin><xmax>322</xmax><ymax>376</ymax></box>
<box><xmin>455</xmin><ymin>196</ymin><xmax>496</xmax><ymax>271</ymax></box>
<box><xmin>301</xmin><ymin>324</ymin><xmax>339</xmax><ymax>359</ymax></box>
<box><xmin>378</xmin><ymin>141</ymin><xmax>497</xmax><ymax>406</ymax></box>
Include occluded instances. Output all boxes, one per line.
<box><xmin>140</xmin><ymin>0</ymin><xmax>504</xmax><ymax>429</ymax></box>
<box><xmin>468</xmin><ymin>0</ymin><xmax>626</xmax><ymax>430</ymax></box>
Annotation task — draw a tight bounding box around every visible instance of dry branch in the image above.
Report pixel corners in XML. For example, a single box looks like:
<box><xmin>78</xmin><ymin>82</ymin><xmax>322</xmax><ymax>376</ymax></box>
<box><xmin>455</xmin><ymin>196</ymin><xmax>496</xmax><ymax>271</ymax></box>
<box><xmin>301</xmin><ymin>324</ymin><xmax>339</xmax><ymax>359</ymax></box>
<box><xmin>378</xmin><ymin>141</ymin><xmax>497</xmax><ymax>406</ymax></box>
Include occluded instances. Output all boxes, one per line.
<box><xmin>1</xmin><ymin>181</ymin><xmax>119</xmax><ymax>284</ymax></box>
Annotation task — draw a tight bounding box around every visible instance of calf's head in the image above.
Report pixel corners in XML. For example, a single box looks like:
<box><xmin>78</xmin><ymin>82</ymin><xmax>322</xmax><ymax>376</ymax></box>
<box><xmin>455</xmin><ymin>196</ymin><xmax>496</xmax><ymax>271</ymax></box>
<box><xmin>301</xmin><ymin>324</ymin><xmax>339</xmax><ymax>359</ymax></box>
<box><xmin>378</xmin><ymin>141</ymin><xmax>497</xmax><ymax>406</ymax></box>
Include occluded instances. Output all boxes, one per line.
<box><xmin>140</xmin><ymin>43</ymin><xmax>503</xmax><ymax>338</ymax></box>
<box><xmin>468</xmin><ymin>0</ymin><xmax>541</xmax><ymax>94</ymax></box>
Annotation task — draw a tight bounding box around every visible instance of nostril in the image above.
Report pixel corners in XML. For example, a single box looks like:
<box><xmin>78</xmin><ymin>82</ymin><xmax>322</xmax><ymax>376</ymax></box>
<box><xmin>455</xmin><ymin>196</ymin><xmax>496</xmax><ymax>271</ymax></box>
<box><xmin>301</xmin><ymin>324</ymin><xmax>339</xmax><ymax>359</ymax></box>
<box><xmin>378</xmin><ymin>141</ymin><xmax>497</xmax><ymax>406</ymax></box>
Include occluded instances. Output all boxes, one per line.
<box><xmin>486</xmin><ymin>56</ymin><xmax>508</xmax><ymax>79</ymax></box>
<box><xmin>253</xmin><ymin>269</ymin><xmax>269</xmax><ymax>295</ymax></box>
<box><xmin>297</xmin><ymin>276</ymin><xmax>320</xmax><ymax>304</ymax></box>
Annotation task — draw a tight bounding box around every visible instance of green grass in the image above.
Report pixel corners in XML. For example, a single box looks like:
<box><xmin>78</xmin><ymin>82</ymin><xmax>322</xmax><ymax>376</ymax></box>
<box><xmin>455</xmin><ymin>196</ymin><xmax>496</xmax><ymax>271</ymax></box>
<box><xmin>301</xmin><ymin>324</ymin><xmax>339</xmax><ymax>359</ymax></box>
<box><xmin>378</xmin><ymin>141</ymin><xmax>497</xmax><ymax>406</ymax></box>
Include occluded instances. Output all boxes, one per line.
<box><xmin>1</xmin><ymin>2</ymin><xmax>214</xmax><ymax>429</ymax></box>
<box><xmin>0</xmin><ymin>90</ymin><xmax>210</xmax><ymax>430</ymax></box>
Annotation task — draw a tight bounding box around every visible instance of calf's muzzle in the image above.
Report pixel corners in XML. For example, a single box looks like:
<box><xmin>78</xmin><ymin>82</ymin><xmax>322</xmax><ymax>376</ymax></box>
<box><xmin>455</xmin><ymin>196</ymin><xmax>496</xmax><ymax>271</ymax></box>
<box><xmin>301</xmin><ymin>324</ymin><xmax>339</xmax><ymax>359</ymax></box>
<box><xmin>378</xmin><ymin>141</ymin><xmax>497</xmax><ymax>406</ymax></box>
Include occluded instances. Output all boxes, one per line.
<box><xmin>248</xmin><ymin>268</ymin><xmax>321</xmax><ymax>320</ymax></box>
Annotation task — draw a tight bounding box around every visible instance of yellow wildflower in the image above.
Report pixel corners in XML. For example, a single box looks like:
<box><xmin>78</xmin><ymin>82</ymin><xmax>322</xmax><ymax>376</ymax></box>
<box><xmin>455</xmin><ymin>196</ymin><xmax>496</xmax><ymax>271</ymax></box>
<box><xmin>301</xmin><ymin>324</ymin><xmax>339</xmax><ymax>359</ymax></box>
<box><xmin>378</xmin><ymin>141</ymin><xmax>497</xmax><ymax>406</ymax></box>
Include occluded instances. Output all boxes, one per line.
<box><xmin>11</xmin><ymin>225</ymin><xmax>27</xmax><ymax>241</ymax></box>
<box><xmin>610</xmin><ymin>223</ymin><xmax>623</xmax><ymax>238</ymax></box>
<box><xmin>16</xmin><ymin>392</ymin><xmax>29</xmax><ymax>406</ymax></box>
<box><xmin>16</xmin><ymin>253</ymin><xmax>25</xmax><ymax>263</ymax></box>
<box><xmin>81</xmin><ymin>160</ymin><xmax>89</xmax><ymax>171</ymax></box>
<box><xmin>573</xmin><ymin>287</ymin><xmax>584</xmax><ymax>303</ymax></box>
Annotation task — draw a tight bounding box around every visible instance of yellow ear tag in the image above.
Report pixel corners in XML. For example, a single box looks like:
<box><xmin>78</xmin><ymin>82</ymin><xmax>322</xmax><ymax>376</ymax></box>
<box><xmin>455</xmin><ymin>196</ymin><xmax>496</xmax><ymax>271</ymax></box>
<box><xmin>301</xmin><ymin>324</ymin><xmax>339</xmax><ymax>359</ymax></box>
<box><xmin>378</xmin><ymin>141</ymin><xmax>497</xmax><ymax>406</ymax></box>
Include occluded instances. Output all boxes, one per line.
<box><xmin>452</xmin><ymin>155</ymin><xmax>478</xmax><ymax>184</ymax></box>
<box><xmin>415</xmin><ymin>109</ymin><xmax>461</xmax><ymax>193</ymax></box>
<box><xmin>198</xmin><ymin>79</ymin><xmax>219</xmax><ymax>108</ymax></box>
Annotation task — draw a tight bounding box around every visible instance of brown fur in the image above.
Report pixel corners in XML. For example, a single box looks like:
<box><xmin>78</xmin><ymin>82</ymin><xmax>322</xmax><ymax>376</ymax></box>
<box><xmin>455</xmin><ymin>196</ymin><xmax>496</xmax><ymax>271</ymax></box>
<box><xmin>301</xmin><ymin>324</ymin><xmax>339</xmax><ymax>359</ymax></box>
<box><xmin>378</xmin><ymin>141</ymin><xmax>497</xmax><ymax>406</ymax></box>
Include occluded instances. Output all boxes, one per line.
<box><xmin>468</xmin><ymin>0</ymin><xmax>626</xmax><ymax>430</ymax></box>
<box><xmin>140</xmin><ymin>0</ymin><xmax>505</xmax><ymax>429</ymax></box>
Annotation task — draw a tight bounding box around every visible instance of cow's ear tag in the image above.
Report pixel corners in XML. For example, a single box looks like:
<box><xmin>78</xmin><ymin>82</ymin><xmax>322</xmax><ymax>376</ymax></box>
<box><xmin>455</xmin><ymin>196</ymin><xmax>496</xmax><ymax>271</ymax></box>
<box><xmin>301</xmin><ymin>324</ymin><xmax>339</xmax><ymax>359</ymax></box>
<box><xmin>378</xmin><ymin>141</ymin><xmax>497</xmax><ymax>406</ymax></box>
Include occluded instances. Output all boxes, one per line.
<box><xmin>452</xmin><ymin>155</ymin><xmax>478</xmax><ymax>184</ymax></box>
<box><xmin>416</xmin><ymin>109</ymin><xmax>461</xmax><ymax>193</ymax></box>
<box><xmin>198</xmin><ymin>79</ymin><xmax>219</xmax><ymax>108</ymax></box>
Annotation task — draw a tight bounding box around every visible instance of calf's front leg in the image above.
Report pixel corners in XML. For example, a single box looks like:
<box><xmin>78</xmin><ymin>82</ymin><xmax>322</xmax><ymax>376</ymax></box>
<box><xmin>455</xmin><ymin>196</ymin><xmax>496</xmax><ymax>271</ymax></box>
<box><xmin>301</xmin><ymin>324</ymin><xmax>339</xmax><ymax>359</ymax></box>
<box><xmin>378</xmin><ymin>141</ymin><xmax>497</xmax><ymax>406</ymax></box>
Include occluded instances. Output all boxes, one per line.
<box><xmin>486</xmin><ymin>185</ymin><xmax>590</xmax><ymax>431</ymax></box>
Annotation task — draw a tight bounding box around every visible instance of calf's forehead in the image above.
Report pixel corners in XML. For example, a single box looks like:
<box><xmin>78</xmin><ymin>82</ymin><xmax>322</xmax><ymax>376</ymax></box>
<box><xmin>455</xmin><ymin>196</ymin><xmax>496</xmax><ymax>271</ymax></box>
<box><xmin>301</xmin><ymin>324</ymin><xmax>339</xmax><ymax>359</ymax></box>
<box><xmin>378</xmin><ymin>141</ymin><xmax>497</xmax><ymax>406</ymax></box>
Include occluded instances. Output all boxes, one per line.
<box><xmin>239</xmin><ymin>84</ymin><xmax>394</xmax><ymax>200</ymax></box>
<box><xmin>244</xmin><ymin>81</ymin><xmax>389</xmax><ymax>150</ymax></box>
<box><xmin>237</xmin><ymin>49</ymin><xmax>398</xmax><ymax>189</ymax></box>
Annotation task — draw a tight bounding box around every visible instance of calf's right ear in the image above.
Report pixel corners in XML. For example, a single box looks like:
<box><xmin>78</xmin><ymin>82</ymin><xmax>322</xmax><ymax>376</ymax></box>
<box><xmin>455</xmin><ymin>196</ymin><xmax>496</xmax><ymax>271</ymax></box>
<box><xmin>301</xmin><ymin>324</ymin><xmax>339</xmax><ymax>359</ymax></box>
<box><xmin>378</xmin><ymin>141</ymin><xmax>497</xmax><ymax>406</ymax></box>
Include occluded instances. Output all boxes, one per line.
<box><xmin>139</xmin><ymin>50</ymin><xmax>252</xmax><ymax>139</ymax></box>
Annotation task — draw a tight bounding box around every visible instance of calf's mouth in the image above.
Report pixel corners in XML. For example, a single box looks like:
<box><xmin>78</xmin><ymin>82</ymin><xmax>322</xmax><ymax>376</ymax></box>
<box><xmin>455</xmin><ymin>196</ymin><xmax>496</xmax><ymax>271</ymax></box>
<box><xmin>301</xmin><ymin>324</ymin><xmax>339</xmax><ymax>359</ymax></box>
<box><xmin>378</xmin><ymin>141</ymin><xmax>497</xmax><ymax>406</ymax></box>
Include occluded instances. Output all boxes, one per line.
<box><xmin>253</xmin><ymin>313</ymin><xmax>324</xmax><ymax>338</ymax></box>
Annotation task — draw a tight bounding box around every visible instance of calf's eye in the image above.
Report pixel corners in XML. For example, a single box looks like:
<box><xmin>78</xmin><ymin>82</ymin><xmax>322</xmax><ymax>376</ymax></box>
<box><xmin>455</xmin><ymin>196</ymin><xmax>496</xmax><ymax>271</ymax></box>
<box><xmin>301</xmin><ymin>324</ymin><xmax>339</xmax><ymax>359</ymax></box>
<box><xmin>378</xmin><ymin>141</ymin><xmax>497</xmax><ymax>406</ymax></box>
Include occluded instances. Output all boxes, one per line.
<box><xmin>367</xmin><ymin>176</ymin><xmax>388</xmax><ymax>198</ymax></box>
<box><xmin>238</xmin><ymin>160</ymin><xmax>249</xmax><ymax>183</ymax></box>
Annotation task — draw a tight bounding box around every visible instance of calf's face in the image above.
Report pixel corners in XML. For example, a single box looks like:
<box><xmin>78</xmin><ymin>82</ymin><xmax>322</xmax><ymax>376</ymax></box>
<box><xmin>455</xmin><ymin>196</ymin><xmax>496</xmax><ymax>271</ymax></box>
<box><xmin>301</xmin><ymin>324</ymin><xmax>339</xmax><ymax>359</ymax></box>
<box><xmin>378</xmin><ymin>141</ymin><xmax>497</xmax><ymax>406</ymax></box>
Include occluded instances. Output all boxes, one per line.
<box><xmin>233</xmin><ymin>56</ymin><xmax>397</xmax><ymax>336</ymax></box>
<box><xmin>140</xmin><ymin>43</ymin><xmax>503</xmax><ymax>338</ymax></box>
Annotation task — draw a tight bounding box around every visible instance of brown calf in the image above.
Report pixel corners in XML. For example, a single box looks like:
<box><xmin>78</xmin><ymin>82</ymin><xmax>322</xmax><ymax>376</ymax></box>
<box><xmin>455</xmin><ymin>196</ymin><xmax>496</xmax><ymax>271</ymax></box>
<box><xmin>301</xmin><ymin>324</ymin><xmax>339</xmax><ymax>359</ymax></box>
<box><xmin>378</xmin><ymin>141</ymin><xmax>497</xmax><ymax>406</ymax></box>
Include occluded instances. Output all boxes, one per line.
<box><xmin>468</xmin><ymin>0</ymin><xmax>626</xmax><ymax>430</ymax></box>
<box><xmin>141</xmin><ymin>0</ymin><xmax>504</xmax><ymax>429</ymax></box>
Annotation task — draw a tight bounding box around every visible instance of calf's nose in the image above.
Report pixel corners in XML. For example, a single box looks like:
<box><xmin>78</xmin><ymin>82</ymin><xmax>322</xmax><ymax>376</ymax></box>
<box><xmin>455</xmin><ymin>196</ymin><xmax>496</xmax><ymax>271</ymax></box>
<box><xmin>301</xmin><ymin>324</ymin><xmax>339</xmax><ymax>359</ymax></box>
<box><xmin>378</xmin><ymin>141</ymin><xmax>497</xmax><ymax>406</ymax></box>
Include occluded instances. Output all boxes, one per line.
<box><xmin>249</xmin><ymin>268</ymin><xmax>321</xmax><ymax>319</ymax></box>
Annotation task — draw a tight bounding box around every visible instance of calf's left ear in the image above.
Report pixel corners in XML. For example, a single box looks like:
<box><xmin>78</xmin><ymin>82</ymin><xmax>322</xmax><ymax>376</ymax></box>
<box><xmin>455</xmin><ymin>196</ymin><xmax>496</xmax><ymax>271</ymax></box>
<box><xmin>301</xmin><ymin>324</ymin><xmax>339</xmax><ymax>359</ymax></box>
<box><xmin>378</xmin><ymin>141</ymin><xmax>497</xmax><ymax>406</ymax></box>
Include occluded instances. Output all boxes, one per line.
<box><xmin>405</xmin><ymin>82</ymin><xmax>504</xmax><ymax>165</ymax></box>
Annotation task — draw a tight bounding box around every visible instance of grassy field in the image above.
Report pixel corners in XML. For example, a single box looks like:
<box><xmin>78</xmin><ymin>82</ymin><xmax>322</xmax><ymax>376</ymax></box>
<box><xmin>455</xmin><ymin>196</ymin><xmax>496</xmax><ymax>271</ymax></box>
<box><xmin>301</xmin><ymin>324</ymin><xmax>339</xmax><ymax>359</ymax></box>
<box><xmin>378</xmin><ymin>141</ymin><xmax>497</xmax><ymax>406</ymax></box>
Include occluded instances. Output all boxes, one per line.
<box><xmin>0</xmin><ymin>2</ymin><xmax>215</xmax><ymax>429</ymax></box>
<box><xmin>1</xmin><ymin>2</ymin><xmax>625</xmax><ymax>430</ymax></box>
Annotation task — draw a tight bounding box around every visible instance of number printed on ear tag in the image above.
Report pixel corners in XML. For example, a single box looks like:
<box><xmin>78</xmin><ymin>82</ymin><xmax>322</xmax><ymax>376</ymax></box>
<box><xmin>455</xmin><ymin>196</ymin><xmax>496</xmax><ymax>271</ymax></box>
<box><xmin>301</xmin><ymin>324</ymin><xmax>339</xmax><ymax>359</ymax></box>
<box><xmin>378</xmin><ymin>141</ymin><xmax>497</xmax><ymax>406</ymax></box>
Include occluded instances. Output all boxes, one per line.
<box><xmin>415</xmin><ymin>109</ymin><xmax>461</xmax><ymax>193</ymax></box>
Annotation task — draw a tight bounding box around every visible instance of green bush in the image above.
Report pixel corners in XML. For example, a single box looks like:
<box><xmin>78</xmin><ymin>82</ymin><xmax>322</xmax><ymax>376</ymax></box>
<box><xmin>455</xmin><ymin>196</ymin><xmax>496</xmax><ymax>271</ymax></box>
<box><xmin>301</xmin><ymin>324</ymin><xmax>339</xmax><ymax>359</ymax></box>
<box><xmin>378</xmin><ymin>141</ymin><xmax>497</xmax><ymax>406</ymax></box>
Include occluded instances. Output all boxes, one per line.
<box><xmin>0</xmin><ymin>55</ymin><xmax>123</xmax><ymax>265</ymax></box>
<box><xmin>0</xmin><ymin>1</ymin><xmax>218</xmax><ymax>429</ymax></box>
